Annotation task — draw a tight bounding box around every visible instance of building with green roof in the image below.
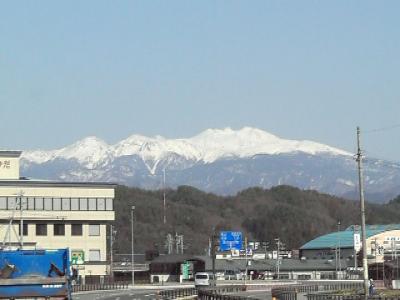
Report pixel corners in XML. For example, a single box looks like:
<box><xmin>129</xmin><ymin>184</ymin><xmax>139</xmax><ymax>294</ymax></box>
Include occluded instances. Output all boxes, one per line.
<box><xmin>300</xmin><ymin>224</ymin><xmax>400</xmax><ymax>264</ymax></box>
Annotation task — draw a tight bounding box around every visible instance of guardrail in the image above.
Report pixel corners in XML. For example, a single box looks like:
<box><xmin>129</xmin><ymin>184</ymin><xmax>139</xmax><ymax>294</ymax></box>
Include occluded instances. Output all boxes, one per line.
<box><xmin>71</xmin><ymin>282</ymin><xmax>129</xmax><ymax>292</ymax></box>
<box><xmin>197</xmin><ymin>285</ymin><xmax>254</xmax><ymax>300</ymax></box>
<box><xmin>158</xmin><ymin>285</ymin><xmax>261</xmax><ymax>300</ymax></box>
<box><xmin>271</xmin><ymin>281</ymin><xmax>363</xmax><ymax>300</ymax></box>
<box><xmin>306</xmin><ymin>294</ymin><xmax>400</xmax><ymax>300</ymax></box>
<box><xmin>158</xmin><ymin>287</ymin><xmax>198</xmax><ymax>299</ymax></box>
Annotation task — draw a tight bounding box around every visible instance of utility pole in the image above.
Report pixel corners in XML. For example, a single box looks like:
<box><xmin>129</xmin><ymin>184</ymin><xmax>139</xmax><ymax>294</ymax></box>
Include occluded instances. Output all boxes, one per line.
<box><xmin>180</xmin><ymin>235</ymin><xmax>184</xmax><ymax>254</ymax></box>
<box><xmin>18</xmin><ymin>192</ymin><xmax>24</xmax><ymax>249</ymax></box>
<box><xmin>275</xmin><ymin>238</ymin><xmax>281</xmax><ymax>280</ymax></box>
<box><xmin>131</xmin><ymin>206</ymin><xmax>135</xmax><ymax>287</ymax></box>
<box><xmin>338</xmin><ymin>221</ymin><xmax>341</xmax><ymax>276</ymax></box>
<box><xmin>163</xmin><ymin>168</ymin><xmax>166</xmax><ymax>225</ymax></box>
<box><xmin>110</xmin><ymin>224</ymin><xmax>113</xmax><ymax>280</ymax></box>
<box><xmin>356</xmin><ymin>126</ymin><xmax>369</xmax><ymax>297</ymax></box>
<box><xmin>165</xmin><ymin>234</ymin><xmax>173</xmax><ymax>254</ymax></box>
<box><xmin>245</xmin><ymin>236</ymin><xmax>248</xmax><ymax>284</ymax></box>
<box><xmin>211</xmin><ymin>230</ymin><xmax>216</xmax><ymax>286</ymax></box>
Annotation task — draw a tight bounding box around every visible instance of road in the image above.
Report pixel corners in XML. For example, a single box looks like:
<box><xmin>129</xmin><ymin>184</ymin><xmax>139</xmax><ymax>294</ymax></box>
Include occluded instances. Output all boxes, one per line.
<box><xmin>73</xmin><ymin>289</ymin><xmax>162</xmax><ymax>300</ymax></box>
<box><xmin>73</xmin><ymin>288</ymin><xmax>272</xmax><ymax>300</ymax></box>
<box><xmin>231</xmin><ymin>290</ymin><xmax>272</xmax><ymax>300</ymax></box>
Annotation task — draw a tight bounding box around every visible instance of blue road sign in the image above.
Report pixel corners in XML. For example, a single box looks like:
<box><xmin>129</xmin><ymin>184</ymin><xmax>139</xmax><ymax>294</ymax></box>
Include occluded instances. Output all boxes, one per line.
<box><xmin>220</xmin><ymin>231</ymin><xmax>242</xmax><ymax>251</ymax></box>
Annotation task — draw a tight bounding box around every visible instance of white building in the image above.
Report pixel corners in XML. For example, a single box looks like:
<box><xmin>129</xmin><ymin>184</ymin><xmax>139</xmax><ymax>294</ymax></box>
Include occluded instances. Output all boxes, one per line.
<box><xmin>0</xmin><ymin>151</ymin><xmax>115</xmax><ymax>279</ymax></box>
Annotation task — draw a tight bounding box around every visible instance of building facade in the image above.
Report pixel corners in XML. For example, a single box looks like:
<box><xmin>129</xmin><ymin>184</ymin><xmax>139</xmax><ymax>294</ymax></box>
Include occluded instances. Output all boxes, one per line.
<box><xmin>300</xmin><ymin>224</ymin><xmax>400</xmax><ymax>265</ymax></box>
<box><xmin>0</xmin><ymin>151</ymin><xmax>115</xmax><ymax>279</ymax></box>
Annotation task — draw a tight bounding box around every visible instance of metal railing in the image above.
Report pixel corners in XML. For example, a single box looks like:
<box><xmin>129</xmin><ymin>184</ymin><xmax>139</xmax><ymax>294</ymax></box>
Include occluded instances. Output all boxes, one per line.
<box><xmin>158</xmin><ymin>287</ymin><xmax>198</xmax><ymax>299</ymax></box>
<box><xmin>72</xmin><ymin>282</ymin><xmax>129</xmax><ymax>292</ymax></box>
<box><xmin>271</xmin><ymin>281</ymin><xmax>363</xmax><ymax>300</ymax></box>
<box><xmin>158</xmin><ymin>285</ymin><xmax>261</xmax><ymax>300</ymax></box>
<box><xmin>306</xmin><ymin>294</ymin><xmax>400</xmax><ymax>300</ymax></box>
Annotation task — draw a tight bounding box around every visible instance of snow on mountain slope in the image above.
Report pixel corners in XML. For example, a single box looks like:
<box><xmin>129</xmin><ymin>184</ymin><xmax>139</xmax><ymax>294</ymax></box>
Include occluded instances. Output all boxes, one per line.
<box><xmin>21</xmin><ymin>127</ymin><xmax>351</xmax><ymax>169</ymax></box>
<box><xmin>188</xmin><ymin>127</ymin><xmax>350</xmax><ymax>162</ymax></box>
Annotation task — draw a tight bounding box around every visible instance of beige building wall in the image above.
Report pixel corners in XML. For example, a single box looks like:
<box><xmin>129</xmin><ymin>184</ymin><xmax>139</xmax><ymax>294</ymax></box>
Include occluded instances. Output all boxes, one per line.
<box><xmin>0</xmin><ymin>152</ymin><xmax>21</xmax><ymax>180</ymax></box>
<box><xmin>0</xmin><ymin>184</ymin><xmax>115</xmax><ymax>277</ymax></box>
<box><xmin>366</xmin><ymin>230</ymin><xmax>400</xmax><ymax>263</ymax></box>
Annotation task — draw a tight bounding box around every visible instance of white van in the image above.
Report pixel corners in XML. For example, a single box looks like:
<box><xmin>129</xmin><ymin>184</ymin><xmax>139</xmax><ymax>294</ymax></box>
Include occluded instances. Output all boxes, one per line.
<box><xmin>194</xmin><ymin>272</ymin><xmax>211</xmax><ymax>288</ymax></box>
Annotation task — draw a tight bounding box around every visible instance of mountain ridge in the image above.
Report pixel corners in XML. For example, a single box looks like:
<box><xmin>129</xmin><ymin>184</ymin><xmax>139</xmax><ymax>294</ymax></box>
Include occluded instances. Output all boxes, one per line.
<box><xmin>13</xmin><ymin>127</ymin><xmax>400</xmax><ymax>202</ymax></box>
<box><xmin>21</xmin><ymin>127</ymin><xmax>351</xmax><ymax>170</ymax></box>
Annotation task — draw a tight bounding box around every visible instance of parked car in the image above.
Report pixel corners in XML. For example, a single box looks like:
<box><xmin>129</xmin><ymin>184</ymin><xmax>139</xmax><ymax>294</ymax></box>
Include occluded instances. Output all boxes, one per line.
<box><xmin>194</xmin><ymin>272</ymin><xmax>211</xmax><ymax>288</ymax></box>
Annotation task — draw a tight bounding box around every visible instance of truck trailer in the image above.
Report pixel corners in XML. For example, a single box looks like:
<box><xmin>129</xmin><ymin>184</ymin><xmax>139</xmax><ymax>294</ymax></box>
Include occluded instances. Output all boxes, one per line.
<box><xmin>0</xmin><ymin>249</ymin><xmax>71</xmax><ymax>299</ymax></box>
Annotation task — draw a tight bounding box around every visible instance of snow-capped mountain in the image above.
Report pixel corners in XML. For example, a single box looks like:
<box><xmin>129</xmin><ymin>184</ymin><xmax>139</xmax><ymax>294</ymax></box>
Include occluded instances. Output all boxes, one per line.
<box><xmin>18</xmin><ymin>127</ymin><xmax>400</xmax><ymax>202</ymax></box>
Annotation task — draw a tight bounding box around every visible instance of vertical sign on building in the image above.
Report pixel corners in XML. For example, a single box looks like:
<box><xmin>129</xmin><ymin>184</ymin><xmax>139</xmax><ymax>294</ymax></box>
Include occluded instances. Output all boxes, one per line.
<box><xmin>354</xmin><ymin>232</ymin><xmax>361</xmax><ymax>252</ymax></box>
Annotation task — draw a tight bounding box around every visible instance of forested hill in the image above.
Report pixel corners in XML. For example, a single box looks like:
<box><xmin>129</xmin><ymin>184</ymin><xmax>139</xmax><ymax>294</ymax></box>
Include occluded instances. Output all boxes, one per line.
<box><xmin>113</xmin><ymin>185</ymin><xmax>400</xmax><ymax>255</ymax></box>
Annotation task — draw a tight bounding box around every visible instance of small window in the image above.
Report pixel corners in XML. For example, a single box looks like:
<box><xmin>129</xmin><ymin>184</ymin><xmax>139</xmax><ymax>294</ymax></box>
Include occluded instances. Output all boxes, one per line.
<box><xmin>71</xmin><ymin>224</ymin><xmax>83</xmax><ymax>236</ymax></box>
<box><xmin>36</xmin><ymin>224</ymin><xmax>47</xmax><ymax>236</ymax></box>
<box><xmin>44</xmin><ymin>198</ymin><xmax>52</xmax><ymax>210</ymax></box>
<box><xmin>0</xmin><ymin>197</ymin><xmax>6</xmax><ymax>209</ymax></box>
<box><xmin>88</xmin><ymin>224</ymin><xmax>100</xmax><ymax>236</ymax></box>
<box><xmin>97</xmin><ymin>198</ymin><xmax>105</xmax><ymax>210</ymax></box>
<box><xmin>53</xmin><ymin>198</ymin><xmax>61</xmax><ymax>210</ymax></box>
<box><xmin>27</xmin><ymin>197</ymin><xmax>35</xmax><ymax>210</ymax></box>
<box><xmin>71</xmin><ymin>198</ymin><xmax>79</xmax><ymax>211</ymax></box>
<box><xmin>18</xmin><ymin>223</ymin><xmax>28</xmax><ymax>236</ymax></box>
<box><xmin>54</xmin><ymin>224</ymin><xmax>65</xmax><ymax>236</ymax></box>
<box><xmin>62</xmin><ymin>198</ymin><xmax>70</xmax><ymax>210</ymax></box>
<box><xmin>89</xmin><ymin>249</ymin><xmax>101</xmax><ymax>261</ymax></box>
<box><xmin>7</xmin><ymin>197</ymin><xmax>16</xmax><ymax>210</ymax></box>
<box><xmin>35</xmin><ymin>198</ymin><xmax>44</xmax><ymax>210</ymax></box>
<box><xmin>79</xmin><ymin>198</ymin><xmax>88</xmax><ymax>211</ymax></box>
<box><xmin>88</xmin><ymin>198</ymin><xmax>97</xmax><ymax>211</ymax></box>
<box><xmin>18</xmin><ymin>198</ymin><xmax>27</xmax><ymax>210</ymax></box>
<box><xmin>105</xmin><ymin>198</ymin><xmax>113</xmax><ymax>211</ymax></box>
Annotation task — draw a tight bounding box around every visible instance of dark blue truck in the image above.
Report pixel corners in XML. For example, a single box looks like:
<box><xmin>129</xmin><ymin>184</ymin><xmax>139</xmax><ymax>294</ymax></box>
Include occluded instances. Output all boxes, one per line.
<box><xmin>0</xmin><ymin>249</ymin><xmax>71</xmax><ymax>299</ymax></box>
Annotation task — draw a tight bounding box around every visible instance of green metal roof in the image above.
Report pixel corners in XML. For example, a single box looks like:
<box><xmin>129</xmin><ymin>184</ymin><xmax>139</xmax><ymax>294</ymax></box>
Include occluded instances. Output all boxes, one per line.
<box><xmin>301</xmin><ymin>224</ymin><xmax>400</xmax><ymax>250</ymax></box>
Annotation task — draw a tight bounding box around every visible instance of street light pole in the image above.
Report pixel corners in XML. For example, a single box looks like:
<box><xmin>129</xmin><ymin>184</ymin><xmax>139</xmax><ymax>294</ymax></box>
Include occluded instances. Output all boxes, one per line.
<box><xmin>131</xmin><ymin>206</ymin><xmax>135</xmax><ymax>287</ymax></box>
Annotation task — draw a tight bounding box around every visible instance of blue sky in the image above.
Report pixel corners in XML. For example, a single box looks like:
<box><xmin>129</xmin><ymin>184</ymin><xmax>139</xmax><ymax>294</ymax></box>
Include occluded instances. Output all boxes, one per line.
<box><xmin>1</xmin><ymin>1</ymin><xmax>399</xmax><ymax>160</ymax></box>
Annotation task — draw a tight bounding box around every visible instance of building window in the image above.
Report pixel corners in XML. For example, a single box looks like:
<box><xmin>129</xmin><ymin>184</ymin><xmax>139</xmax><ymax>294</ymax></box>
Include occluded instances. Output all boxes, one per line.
<box><xmin>7</xmin><ymin>197</ymin><xmax>16</xmax><ymax>210</ymax></box>
<box><xmin>97</xmin><ymin>198</ymin><xmax>106</xmax><ymax>210</ymax></box>
<box><xmin>89</xmin><ymin>249</ymin><xmax>101</xmax><ymax>261</ymax></box>
<box><xmin>36</xmin><ymin>224</ymin><xmax>47</xmax><ymax>236</ymax></box>
<box><xmin>18</xmin><ymin>223</ymin><xmax>28</xmax><ymax>236</ymax></box>
<box><xmin>88</xmin><ymin>224</ymin><xmax>100</xmax><ymax>236</ymax></box>
<box><xmin>53</xmin><ymin>198</ymin><xmax>61</xmax><ymax>210</ymax></box>
<box><xmin>105</xmin><ymin>198</ymin><xmax>113</xmax><ymax>211</ymax></box>
<box><xmin>79</xmin><ymin>198</ymin><xmax>88</xmax><ymax>211</ymax></box>
<box><xmin>44</xmin><ymin>198</ymin><xmax>52</xmax><ymax>210</ymax></box>
<box><xmin>35</xmin><ymin>198</ymin><xmax>44</xmax><ymax>210</ymax></box>
<box><xmin>71</xmin><ymin>224</ymin><xmax>83</xmax><ymax>236</ymax></box>
<box><xmin>54</xmin><ymin>224</ymin><xmax>65</xmax><ymax>236</ymax></box>
<box><xmin>88</xmin><ymin>198</ymin><xmax>97</xmax><ymax>211</ymax></box>
<box><xmin>27</xmin><ymin>197</ymin><xmax>35</xmax><ymax>210</ymax></box>
<box><xmin>0</xmin><ymin>197</ymin><xmax>6</xmax><ymax>209</ymax></box>
<box><xmin>62</xmin><ymin>198</ymin><xmax>70</xmax><ymax>210</ymax></box>
<box><xmin>18</xmin><ymin>198</ymin><xmax>27</xmax><ymax>210</ymax></box>
<box><xmin>71</xmin><ymin>198</ymin><xmax>79</xmax><ymax>211</ymax></box>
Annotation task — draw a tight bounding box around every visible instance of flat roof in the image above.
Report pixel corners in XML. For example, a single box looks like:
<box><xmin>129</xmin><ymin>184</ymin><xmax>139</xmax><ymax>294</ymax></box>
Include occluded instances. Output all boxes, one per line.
<box><xmin>0</xmin><ymin>179</ymin><xmax>116</xmax><ymax>189</ymax></box>
<box><xmin>0</xmin><ymin>151</ymin><xmax>22</xmax><ymax>158</ymax></box>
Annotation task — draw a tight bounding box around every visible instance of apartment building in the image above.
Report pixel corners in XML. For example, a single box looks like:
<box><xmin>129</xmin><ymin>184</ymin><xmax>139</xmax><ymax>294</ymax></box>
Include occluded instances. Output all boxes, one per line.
<box><xmin>0</xmin><ymin>151</ymin><xmax>115</xmax><ymax>278</ymax></box>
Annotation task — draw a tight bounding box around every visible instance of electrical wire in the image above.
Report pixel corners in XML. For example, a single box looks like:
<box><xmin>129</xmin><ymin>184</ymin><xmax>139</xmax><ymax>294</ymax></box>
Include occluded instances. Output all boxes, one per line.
<box><xmin>364</xmin><ymin>123</ymin><xmax>400</xmax><ymax>134</ymax></box>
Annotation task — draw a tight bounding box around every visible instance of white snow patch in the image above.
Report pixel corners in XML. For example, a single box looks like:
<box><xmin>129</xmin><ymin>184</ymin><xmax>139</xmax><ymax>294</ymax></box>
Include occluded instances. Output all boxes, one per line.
<box><xmin>21</xmin><ymin>127</ymin><xmax>352</xmax><ymax>170</ymax></box>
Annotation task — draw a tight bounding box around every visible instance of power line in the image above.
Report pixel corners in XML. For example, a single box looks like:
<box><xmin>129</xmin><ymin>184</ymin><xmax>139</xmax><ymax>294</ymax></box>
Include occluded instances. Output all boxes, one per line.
<box><xmin>364</xmin><ymin>123</ymin><xmax>400</xmax><ymax>134</ymax></box>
